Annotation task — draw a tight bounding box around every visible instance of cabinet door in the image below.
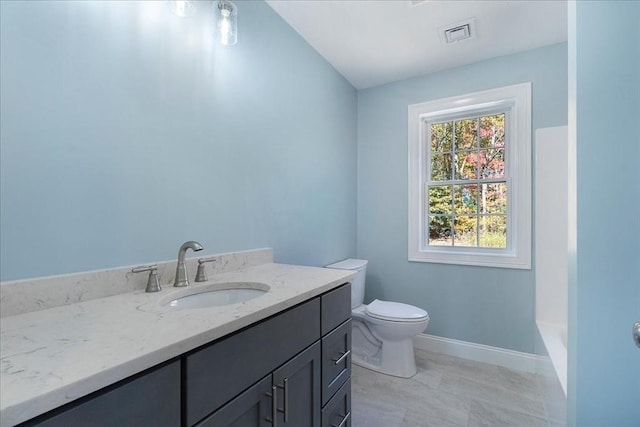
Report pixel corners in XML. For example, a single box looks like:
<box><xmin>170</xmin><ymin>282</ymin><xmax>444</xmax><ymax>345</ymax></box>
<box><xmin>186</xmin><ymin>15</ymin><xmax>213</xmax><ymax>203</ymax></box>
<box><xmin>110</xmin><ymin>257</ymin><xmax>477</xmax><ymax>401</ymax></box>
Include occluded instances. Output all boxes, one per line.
<box><xmin>195</xmin><ymin>375</ymin><xmax>272</xmax><ymax>427</ymax></box>
<box><xmin>21</xmin><ymin>361</ymin><xmax>180</xmax><ymax>427</ymax></box>
<box><xmin>272</xmin><ymin>342</ymin><xmax>321</xmax><ymax>427</ymax></box>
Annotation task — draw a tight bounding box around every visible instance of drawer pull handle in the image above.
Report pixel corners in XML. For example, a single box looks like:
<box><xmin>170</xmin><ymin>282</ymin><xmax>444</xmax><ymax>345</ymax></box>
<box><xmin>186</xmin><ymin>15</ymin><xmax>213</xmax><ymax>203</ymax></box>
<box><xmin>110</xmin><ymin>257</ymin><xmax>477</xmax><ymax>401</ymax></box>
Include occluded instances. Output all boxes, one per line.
<box><xmin>332</xmin><ymin>350</ymin><xmax>351</xmax><ymax>365</ymax></box>
<box><xmin>332</xmin><ymin>411</ymin><xmax>351</xmax><ymax>427</ymax></box>
<box><xmin>276</xmin><ymin>378</ymin><xmax>289</xmax><ymax>422</ymax></box>
<box><xmin>265</xmin><ymin>385</ymin><xmax>278</xmax><ymax>426</ymax></box>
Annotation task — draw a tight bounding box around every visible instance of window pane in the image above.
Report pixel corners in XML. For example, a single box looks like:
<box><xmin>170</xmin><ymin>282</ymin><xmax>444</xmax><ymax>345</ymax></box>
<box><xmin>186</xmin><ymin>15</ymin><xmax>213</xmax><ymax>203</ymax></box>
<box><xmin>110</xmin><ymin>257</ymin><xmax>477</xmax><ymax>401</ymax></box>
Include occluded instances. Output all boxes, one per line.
<box><xmin>479</xmin><ymin>215</ymin><xmax>507</xmax><ymax>248</ymax></box>
<box><xmin>424</xmin><ymin>111</ymin><xmax>511</xmax><ymax>251</ymax></box>
<box><xmin>454</xmin><ymin>118</ymin><xmax>478</xmax><ymax>151</ymax></box>
<box><xmin>479</xmin><ymin>148</ymin><xmax>505</xmax><ymax>178</ymax></box>
<box><xmin>454</xmin><ymin>151</ymin><xmax>478</xmax><ymax>180</ymax></box>
<box><xmin>428</xmin><ymin>216</ymin><xmax>452</xmax><ymax>246</ymax></box>
<box><xmin>431</xmin><ymin>153</ymin><xmax>453</xmax><ymax>181</ymax></box>
<box><xmin>454</xmin><ymin>216</ymin><xmax>478</xmax><ymax>247</ymax></box>
<box><xmin>479</xmin><ymin>183</ymin><xmax>507</xmax><ymax>214</ymax></box>
<box><xmin>428</xmin><ymin>185</ymin><xmax>452</xmax><ymax>214</ymax></box>
<box><xmin>479</xmin><ymin>114</ymin><xmax>505</xmax><ymax>148</ymax></box>
<box><xmin>431</xmin><ymin>122</ymin><xmax>452</xmax><ymax>153</ymax></box>
<box><xmin>453</xmin><ymin>184</ymin><xmax>477</xmax><ymax>215</ymax></box>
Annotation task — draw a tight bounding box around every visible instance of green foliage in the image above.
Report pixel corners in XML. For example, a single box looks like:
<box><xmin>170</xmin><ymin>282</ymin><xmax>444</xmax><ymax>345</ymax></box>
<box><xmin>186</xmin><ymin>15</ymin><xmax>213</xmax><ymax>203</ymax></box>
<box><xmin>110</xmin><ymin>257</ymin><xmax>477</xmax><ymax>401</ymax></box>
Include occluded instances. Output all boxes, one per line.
<box><xmin>479</xmin><ymin>232</ymin><xmax>507</xmax><ymax>248</ymax></box>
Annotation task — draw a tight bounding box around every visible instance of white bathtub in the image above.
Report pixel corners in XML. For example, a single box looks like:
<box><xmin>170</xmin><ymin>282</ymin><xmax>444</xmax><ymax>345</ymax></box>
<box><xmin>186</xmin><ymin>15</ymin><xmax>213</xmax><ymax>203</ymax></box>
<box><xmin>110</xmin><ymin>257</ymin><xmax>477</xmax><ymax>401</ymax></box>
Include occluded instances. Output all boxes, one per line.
<box><xmin>537</xmin><ymin>321</ymin><xmax>567</xmax><ymax>396</ymax></box>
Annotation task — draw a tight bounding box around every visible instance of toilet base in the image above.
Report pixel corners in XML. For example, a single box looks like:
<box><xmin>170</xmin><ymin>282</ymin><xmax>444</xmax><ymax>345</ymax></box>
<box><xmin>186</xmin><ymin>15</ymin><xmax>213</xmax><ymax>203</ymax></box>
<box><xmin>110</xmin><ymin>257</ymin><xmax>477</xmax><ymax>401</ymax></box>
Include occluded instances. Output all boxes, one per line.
<box><xmin>351</xmin><ymin>318</ymin><xmax>420</xmax><ymax>378</ymax></box>
<box><xmin>351</xmin><ymin>345</ymin><xmax>418</xmax><ymax>378</ymax></box>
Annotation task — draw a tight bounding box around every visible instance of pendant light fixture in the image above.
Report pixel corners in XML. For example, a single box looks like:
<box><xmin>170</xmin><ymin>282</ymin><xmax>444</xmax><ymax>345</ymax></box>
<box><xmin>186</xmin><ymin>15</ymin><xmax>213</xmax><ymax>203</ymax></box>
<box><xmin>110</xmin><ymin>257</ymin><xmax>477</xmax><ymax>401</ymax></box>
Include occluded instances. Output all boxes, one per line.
<box><xmin>168</xmin><ymin>0</ymin><xmax>239</xmax><ymax>47</ymax></box>
<box><xmin>168</xmin><ymin>0</ymin><xmax>196</xmax><ymax>18</ymax></box>
<box><xmin>214</xmin><ymin>0</ymin><xmax>238</xmax><ymax>46</ymax></box>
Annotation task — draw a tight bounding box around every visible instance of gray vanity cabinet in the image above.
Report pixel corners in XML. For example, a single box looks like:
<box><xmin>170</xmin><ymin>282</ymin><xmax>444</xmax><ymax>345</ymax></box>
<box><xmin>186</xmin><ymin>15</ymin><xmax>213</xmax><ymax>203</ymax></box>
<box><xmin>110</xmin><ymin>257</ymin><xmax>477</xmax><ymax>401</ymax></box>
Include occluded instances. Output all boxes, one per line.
<box><xmin>17</xmin><ymin>283</ymin><xmax>351</xmax><ymax>427</ymax></box>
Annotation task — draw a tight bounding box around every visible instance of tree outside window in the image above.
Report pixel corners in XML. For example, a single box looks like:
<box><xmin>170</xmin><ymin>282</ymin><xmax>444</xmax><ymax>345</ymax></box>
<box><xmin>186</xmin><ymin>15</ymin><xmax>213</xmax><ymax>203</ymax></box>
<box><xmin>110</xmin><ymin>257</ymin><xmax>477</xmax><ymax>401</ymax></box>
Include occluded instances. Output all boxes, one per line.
<box><xmin>427</xmin><ymin>113</ymin><xmax>507</xmax><ymax>248</ymax></box>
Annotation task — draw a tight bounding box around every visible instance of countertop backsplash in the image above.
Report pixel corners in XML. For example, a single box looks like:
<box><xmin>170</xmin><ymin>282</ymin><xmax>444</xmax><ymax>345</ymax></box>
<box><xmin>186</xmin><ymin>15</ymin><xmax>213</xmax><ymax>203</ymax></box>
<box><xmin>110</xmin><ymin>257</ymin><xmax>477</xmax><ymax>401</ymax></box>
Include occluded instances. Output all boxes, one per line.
<box><xmin>0</xmin><ymin>248</ymin><xmax>273</xmax><ymax>318</ymax></box>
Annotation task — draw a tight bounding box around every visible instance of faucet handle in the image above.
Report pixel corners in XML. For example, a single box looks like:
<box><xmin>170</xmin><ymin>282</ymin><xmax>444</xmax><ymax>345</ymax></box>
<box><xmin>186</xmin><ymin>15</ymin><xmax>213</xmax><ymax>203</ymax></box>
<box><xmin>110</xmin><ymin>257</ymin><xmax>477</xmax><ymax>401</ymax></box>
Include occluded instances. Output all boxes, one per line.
<box><xmin>195</xmin><ymin>257</ymin><xmax>217</xmax><ymax>282</ymax></box>
<box><xmin>132</xmin><ymin>264</ymin><xmax>161</xmax><ymax>293</ymax></box>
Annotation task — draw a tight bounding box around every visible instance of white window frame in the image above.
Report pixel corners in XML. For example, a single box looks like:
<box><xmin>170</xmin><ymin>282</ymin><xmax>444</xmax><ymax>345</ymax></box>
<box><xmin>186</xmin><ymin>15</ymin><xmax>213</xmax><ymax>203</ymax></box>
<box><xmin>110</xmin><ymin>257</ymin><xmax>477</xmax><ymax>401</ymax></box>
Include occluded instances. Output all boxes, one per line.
<box><xmin>408</xmin><ymin>83</ymin><xmax>531</xmax><ymax>269</ymax></box>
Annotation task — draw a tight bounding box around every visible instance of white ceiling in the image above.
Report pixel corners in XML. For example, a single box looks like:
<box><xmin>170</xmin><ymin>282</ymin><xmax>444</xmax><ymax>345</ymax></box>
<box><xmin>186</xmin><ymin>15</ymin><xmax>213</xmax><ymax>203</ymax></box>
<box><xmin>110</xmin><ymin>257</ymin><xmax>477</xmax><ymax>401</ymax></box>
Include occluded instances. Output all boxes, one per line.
<box><xmin>266</xmin><ymin>0</ymin><xmax>567</xmax><ymax>89</ymax></box>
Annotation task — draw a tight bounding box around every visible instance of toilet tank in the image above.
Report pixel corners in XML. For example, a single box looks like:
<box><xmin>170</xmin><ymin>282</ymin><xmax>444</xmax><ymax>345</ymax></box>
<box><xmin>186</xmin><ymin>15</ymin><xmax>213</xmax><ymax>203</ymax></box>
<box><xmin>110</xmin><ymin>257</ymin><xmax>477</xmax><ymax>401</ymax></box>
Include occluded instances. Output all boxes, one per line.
<box><xmin>325</xmin><ymin>259</ymin><xmax>368</xmax><ymax>309</ymax></box>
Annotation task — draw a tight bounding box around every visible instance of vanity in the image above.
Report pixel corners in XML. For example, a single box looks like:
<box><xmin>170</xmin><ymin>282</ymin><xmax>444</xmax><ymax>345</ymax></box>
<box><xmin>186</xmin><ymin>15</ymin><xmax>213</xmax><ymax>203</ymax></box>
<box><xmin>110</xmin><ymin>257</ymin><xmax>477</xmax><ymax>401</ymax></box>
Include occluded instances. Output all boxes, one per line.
<box><xmin>0</xmin><ymin>249</ymin><xmax>354</xmax><ymax>427</ymax></box>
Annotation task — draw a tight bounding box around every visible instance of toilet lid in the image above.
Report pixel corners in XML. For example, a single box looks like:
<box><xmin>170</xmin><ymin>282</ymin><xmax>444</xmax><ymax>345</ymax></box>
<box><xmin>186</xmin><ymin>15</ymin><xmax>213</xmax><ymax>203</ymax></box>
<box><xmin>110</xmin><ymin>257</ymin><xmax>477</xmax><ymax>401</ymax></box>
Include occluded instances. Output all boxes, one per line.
<box><xmin>365</xmin><ymin>300</ymin><xmax>429</xmax><ymax>322</ymax></box>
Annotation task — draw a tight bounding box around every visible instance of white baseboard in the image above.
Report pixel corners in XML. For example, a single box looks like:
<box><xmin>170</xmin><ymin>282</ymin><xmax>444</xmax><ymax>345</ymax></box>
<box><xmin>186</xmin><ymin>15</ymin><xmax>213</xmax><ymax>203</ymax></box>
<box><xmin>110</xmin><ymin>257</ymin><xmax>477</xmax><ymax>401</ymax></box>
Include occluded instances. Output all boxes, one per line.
<box><xmin>414</xmin><ymin>333</ymin><xmax>549</xmax><ymax>374</ymax></box>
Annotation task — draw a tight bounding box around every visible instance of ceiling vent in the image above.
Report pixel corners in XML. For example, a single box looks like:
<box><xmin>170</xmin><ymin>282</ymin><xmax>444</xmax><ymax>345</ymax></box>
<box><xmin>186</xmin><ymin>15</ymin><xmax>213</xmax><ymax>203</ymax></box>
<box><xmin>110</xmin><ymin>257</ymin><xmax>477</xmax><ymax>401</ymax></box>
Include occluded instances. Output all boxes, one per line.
<box><xmin>439</xmin><ymin>18</ymin><xmax>477</xmax><ymax>45</ymax></box>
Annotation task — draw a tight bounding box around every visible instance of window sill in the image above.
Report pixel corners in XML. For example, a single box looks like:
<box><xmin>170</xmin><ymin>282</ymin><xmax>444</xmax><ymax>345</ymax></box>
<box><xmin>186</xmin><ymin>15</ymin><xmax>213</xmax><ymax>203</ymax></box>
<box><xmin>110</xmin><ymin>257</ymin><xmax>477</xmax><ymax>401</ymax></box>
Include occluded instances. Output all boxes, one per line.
<box><xmin>409</xmin><ymin>249</ymin><xmax>531</xmax><ymax>269</ymax></box>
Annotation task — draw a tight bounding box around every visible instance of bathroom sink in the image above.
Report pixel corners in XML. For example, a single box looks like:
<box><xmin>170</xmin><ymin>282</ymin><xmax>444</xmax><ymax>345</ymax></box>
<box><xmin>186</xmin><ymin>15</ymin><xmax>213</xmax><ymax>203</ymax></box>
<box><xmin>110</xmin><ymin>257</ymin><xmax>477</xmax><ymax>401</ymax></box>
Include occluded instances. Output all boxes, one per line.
<box><xmin>162</xmin><ymin>282</ymin><xmax>269</xmax><ymax>310</ymax></box>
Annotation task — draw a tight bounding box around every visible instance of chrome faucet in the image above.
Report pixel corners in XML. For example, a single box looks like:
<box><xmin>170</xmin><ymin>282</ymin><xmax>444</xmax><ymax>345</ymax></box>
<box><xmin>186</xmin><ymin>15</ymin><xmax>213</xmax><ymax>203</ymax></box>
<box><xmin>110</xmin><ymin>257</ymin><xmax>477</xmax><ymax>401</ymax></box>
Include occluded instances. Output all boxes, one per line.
<box><xmin>173</xmin><ymin>241</ymin><xmax>204</xmax><ymax>287</ymax></box>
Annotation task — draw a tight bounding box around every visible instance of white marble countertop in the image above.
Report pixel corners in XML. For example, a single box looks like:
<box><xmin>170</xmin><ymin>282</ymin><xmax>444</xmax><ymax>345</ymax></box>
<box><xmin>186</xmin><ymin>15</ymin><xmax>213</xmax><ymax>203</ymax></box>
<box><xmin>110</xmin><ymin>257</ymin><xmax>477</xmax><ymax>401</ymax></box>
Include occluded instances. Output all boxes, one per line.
<box><xmin>0</xmin><ymin>263</ymin><xmax>354</xmax><ymax>426</ymax></box>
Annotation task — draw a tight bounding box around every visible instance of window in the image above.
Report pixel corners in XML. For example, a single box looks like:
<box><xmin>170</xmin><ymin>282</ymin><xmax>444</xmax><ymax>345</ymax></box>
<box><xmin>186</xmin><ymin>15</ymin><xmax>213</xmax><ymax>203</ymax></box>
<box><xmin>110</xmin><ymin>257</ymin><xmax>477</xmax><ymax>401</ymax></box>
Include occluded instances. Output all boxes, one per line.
<box><xmin>408</xmin><ymin>83</ymin><xmax>531</xmax><ymax>269</ymax></box>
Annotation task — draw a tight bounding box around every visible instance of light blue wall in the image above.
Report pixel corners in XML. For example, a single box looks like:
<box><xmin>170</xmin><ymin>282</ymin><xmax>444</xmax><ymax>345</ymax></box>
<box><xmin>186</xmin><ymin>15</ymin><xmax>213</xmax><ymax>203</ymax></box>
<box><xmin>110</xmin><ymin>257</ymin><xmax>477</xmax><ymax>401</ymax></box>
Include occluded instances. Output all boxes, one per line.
<box><xmin>0</xmin><ymin>1</ymin><xmax>357</xmax><ymax>281</ymax></box>
<box><xmin>568</xmin><ymin>2</ymin><xmax>640</xmax><ymax>425</ymax></box>
<box><xmin>357</xmin><ymin>43</ymin><xmax>568</xmax><ymax>353</ymax></box>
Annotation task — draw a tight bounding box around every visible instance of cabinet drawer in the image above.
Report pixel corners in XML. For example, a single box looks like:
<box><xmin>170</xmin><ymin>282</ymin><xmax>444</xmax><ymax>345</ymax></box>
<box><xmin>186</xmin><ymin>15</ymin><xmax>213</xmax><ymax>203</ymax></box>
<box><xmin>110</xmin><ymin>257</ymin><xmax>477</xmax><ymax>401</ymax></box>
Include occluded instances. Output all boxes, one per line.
<box><xmin>185</xmin><ymin>298</ymin><xmax>320</xmax><ymax>426</ymax></box>
<box><xmin>321</xmin><ymin>283</ymin><xmax>351</xmax><ymax>336</ymax></box>
<box><xmin>321</xmin><ymin>378</ymin><xmax>351</xmax><ymax>427</ymax></box>
<box><xmin>21</xmin><ymin>361</ymin><xmax>181</xmax><ymax>427</ymax></box>
<box><xmin>321</xmin><ymin>319</ymin><xmax>351</xmax><ymax>406</ymax></box>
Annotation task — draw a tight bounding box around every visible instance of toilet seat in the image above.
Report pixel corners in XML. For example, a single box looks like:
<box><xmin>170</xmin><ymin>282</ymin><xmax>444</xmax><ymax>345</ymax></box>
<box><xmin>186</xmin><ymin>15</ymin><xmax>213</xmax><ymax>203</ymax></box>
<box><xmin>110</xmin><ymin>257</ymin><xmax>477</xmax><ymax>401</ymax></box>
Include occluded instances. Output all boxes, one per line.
<box><xmin>364</xmin><ymin>300</ymin><xmax>429</xmax><ymax>323</ymax></box>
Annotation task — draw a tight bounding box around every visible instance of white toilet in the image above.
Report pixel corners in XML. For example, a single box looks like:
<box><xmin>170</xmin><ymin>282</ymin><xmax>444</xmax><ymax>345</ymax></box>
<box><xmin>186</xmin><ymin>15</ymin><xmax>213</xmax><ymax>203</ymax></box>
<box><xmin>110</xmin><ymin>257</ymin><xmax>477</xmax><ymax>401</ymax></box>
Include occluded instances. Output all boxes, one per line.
<box><xmin>326</xmin><ymin>259</ymin><xmax>429</xmax><ymax>378</ymax></box>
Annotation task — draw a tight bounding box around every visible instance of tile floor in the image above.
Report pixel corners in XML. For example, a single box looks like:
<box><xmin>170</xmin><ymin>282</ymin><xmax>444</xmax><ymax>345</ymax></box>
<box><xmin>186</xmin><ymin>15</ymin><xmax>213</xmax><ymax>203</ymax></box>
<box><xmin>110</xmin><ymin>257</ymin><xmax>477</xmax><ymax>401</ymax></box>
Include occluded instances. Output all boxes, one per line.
<box><xmin>351</xmin><ymin>349</ymin><xmax>566</xmax><ymax>427</ymax></box>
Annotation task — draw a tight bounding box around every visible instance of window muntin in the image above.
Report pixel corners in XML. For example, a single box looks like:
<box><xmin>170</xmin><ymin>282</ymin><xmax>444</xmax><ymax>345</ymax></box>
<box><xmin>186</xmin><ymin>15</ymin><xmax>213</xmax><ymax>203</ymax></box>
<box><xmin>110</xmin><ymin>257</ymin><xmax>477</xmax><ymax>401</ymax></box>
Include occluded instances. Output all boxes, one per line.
<box><xmin>426</xmin><ymin>113</ymin><xmax>508</xmax><ymax>249</ymax></box>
